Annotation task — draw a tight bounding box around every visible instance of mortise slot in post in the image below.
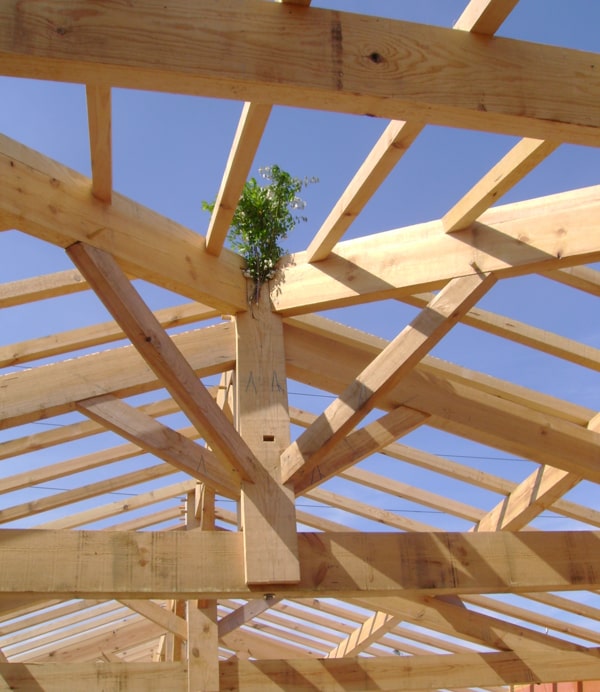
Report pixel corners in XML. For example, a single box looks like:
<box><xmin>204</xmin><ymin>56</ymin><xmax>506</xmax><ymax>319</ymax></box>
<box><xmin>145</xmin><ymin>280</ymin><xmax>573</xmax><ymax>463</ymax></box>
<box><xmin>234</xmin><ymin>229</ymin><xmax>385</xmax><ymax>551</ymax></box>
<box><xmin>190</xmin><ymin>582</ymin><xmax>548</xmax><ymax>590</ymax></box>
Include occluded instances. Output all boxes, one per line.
<box><xmin>263</xmin><ymin>434</ymin><xmax>275</xmax><ymax>442</ymax></box>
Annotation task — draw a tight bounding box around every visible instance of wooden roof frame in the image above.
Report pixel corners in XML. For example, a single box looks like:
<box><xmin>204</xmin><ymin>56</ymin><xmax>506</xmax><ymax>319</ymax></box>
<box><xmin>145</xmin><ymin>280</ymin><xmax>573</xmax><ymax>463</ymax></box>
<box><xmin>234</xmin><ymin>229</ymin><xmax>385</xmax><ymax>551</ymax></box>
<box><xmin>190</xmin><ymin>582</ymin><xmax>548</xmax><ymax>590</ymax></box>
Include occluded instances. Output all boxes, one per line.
<box><xmin>0</xmin><ymin>1</ymin><xmax>599</xmax><ymax>690</ymax></box>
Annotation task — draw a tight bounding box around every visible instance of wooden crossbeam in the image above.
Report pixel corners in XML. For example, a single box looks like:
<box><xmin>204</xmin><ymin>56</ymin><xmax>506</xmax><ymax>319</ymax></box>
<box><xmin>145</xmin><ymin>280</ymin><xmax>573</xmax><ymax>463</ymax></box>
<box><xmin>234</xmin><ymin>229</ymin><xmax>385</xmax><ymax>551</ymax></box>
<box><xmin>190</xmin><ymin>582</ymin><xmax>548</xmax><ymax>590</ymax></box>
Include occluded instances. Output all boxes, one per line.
<box><xmin>475</xmin><ymin>414</ymin><xmax>600</xmax><ymax>531</ymax></box>
<box><xmin>0</xmin><ymin>662</ymin><xmax>185</xmax><ymax>689</ymax></box>
<box><xmin>67</xmin><ymin>242</ymin><xmax>259</xmax><ymax>482</ymax></box>
<box><xmin>218</xmin><ymin>596</ymin><xmax>282</xmax><ymax>638</ymax></box>
<box><xmin>205</xmin><ymin>102</ymin><xmax>271</xmax><ymax>256</ymax></box>
<box><xmin>355</xmin><ymin>593</ymin><xmax>587</xmax><ymax>654</ymax></box>
<box><xmin>542</xmin><ymin>265</ymin><xmax>600</xmax><ymax>297</ymax></box>
<box><xmin>85</xmin><ymin>84</ymin><xmax>112</xmax><ymax>203</ymax></box>
<box><xmin>119</xmin><ymin>600</ymin><xmax>187</xmax><ymax>641</ymax></box>
<box><xmin>474</xmin><ymin>465</ymin><xmax>581</xmax><ymax>532</ymax></box>
<box><xmin>76</xmin><ymin>395</ymin><xmax>241</xmax><ymax>499</ymax></box>
<box><xmin>0</xmin><ymin>463</ymin><xmax>178</xmax><ymax>526</ymax></box>
<box><xmin>1</xmin><ymin>530</ymin><xmax>599</xmax><ymax>599</ymax></box>
<box><xmin>283</xmin><ymin>315</ymin><xmax>600</xmax><ymax>486</ymax></box>
<box><xmin>282</xmin><ymin>273</ymin><xmax>496</xmax><ymax>485</ymax></box>
<box><xmin>38</xmin><ymin>479</ymin><xmax>195</xmax><ymax>530</ymax></box>
<box><xmin>1</xmin><ymin>2</ymin><xmax>598</xmax><ymax>145</ymax></box>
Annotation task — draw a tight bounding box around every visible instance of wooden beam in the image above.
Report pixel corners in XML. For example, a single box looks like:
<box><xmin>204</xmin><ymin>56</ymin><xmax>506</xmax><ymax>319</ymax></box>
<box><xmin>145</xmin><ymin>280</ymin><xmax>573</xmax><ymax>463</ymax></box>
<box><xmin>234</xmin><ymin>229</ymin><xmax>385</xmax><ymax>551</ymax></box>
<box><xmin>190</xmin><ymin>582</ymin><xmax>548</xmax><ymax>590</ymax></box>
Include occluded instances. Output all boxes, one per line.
<box><xmin>454</xmin><ymin>0</ymin><xmax>520</xmax><ymax>34</ymax></box>
<box><xmin>1</xmin><ymin>530</ymin><xmax>599</xmax><ymax>599</ymax></box>
<box><xmin>1</xmin><ymin>301</ymin><xmax>219</xmax><ymax>369</ymax></box>
<box><xmin>186</xmin><ymin>487</ymin><xmax>218</xmax><ymax>692</ymax></box>
<box><xmin>326</xmin><ymin>611</ymin><xmax>401</xmax><ymax>658</ymax></box>
<box><xmin>38</xmin><ymin>479</ymin><xmax>195</xmax><ymax>530</ymax></box>
<box><xmin>76</xmin><ymin>394</ymin><xmax>241</xmax><ymax>499</ymax></box>
<box><xmin>276</xmin><ymin>184</ymin><xmax>600</xmax><ymax>315</ymax></box>
<box><xmin>235</xmin><ymin>290</ymin><xmax>300</xmax><ymax>584</ymax></box>
<box><xmin>0</xmin><ymin>324</ymin><xmax>235</xmax><ymax>431</ymax></box>
<box><xmin>356</xmin><ymin>591</ymin><xmax>578</xmax><ymax>655</ymax></box>
<box><xmin>0</xmin><ymin>463</ymin><xmax>177</xmax><ymax>526</ymax></box>
<box><xmin>282</xmin><ymin>273</ymin><xmax>496</xmax><ymax>485</ymax></box>
<box><xmin>291</xmin><ymin>405</ymin><xmax>428</xmax><ymax>494</ymax></box>
<box><xmin>205</xmin><ymin>102</ymin><xmax>271</xmax><ymax>256</ymax></box>
<box><xmin>402</xmin><ymin>291</ymin><xmax>600</xmax><ymax>372</ymax></box>
<box><xmin>0</xmin><ymin>134</ymin><xmax>245</xmax><ymax>312</ymax></box>
<box><xmin>218</xmin><ymin>596</ymin><xmax>282</xmax><ymax>638</ymax></box>
<box><xmin>219</xmin><ymin>649</ymin><xmax>600</xmax><ymax>690</ymax></box>
<box><xmin>85</xmin><ymin>84</ymin><xmax>112</xmax><ymax>203</ymax></box>
<box><xmin>305</xmin><ymin>120</ymin><xmax>424</xmax><ymax>262</ymax></box>
<box><xmin>292</xmin><ymin>403</ymin><xmax>600</xmax><ymax>529</ymax></box>
<box><xmin>305</xmin><ymin>488</ymin><xmax>438</xmax><ymax>533</ymax></box>
<box><xmin>283</xmin><ymin>315</ymin><xmax>600</xmax><ymax>485</ymax></box>
<box><xmin>475</xmin><ymin>415</ymin><xmax>600</xmax><ymax>531</ymax></box>
<box><xmin>1</xmin><ymin>2</ymin><xmax>599</xmax><ymax>145</ymax></box>
<box><xmin>442</xmin><ymin>138</ymin><xmax>559</xmax><ymax>232</ymax></box>
<box><xmin>67</xmin><ymin>242</ymin><xmax>259</xmax><ymax>482</ymax></box>
<box><xmin>0</xmin><ymin>396</ymin><xmax>180</xmax><ymax>461</ymax></box>
<box><xmin>474</xmin><ymin>465</ymin><xmax>581</xmax><ymax>532</ymax></box>
<box><xmin>542</xmin><ymin>265</ymin><xmax>600</xmax><ymax>297</ymax></box>
<box><xmin>118</xmin><ymin>600</ymin><xmax>187</xmax><ymax>640</ymax></box>
<box><xmin>303</xmin><ymin>0</ymin><xmax>509</xmax><ymax>263</ymax></box>
<box><xmin>341</xmin><ymin>467</ymin><xmax>484</xmax><ymax>523</ymax></box>
<box><xmin>0</xmin><ymin>269</ymin><xmax>87</xmax><ymax>308</ymax></box>
<box><xmin>0</xmin><ymin>662</ymin><xmax>185</xmax><ymax>690</ymax></box>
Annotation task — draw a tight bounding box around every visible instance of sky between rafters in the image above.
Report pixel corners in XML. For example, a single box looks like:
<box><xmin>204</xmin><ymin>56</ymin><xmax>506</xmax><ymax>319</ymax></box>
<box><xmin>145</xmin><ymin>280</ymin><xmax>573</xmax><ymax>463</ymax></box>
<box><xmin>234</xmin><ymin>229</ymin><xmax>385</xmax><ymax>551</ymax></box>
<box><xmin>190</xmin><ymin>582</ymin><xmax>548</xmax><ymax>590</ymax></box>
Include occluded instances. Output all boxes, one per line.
<box><xmin>0</xmin><ymin>0</ymin><xmax>599</xmax><ymax>545</ymax></box>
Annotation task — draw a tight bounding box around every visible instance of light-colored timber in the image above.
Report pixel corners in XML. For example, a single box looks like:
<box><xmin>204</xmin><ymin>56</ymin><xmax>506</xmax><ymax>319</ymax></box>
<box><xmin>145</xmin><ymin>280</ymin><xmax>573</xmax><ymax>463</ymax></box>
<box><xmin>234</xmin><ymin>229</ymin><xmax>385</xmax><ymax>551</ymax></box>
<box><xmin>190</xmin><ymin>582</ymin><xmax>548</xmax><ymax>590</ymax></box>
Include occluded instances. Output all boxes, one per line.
<box><xmin>0</xmin><ymin>1</ymin><xmax>599</xmax><ymax>689</ymax></box>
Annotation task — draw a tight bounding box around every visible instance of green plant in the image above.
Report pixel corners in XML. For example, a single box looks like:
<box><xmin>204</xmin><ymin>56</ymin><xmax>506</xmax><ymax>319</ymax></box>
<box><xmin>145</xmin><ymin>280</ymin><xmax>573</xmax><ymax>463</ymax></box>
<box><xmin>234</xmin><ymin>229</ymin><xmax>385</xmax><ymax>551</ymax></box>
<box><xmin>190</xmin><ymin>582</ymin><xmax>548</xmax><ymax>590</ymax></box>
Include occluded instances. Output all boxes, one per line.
<box><xmin>203</xmin><ymin>165</ymin><xmax>317</xmax><ymax>295</ymax></box>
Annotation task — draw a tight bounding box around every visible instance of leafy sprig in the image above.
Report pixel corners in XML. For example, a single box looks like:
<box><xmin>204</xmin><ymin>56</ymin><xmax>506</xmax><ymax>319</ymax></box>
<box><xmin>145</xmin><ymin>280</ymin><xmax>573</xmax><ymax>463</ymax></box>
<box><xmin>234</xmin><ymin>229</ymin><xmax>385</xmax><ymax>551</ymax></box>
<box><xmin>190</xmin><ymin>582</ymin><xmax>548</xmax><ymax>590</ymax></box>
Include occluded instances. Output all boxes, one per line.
<box><xmin>203</xmin><ymin>165</ymin><xmax>318</xmax><ymax>290</ymax></box>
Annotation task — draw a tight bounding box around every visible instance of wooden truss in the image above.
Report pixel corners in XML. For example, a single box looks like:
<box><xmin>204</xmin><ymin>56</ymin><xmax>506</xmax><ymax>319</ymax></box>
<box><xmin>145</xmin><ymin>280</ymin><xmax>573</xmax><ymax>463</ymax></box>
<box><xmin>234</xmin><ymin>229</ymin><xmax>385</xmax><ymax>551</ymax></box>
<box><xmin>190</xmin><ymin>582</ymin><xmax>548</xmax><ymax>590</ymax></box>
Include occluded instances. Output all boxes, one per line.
<box><xmin>0</xmin><ymin>0</ymin><xmax>599</xmax><ymax>690</ymax></box>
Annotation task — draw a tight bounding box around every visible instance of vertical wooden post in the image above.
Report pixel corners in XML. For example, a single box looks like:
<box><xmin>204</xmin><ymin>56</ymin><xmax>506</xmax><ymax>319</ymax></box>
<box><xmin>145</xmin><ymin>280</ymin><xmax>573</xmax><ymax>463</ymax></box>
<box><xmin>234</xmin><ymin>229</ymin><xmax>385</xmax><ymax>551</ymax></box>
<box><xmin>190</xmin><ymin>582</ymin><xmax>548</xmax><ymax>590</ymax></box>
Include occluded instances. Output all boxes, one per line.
<box><xmin>186</xmin><ymin>485</ymin><xmax>219</xmax><ymax>692</ymax></box>
<box><xmin>235</xmin><ymin>289</ymin><xmax>300</xmax><ymax>585</ymax></box>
